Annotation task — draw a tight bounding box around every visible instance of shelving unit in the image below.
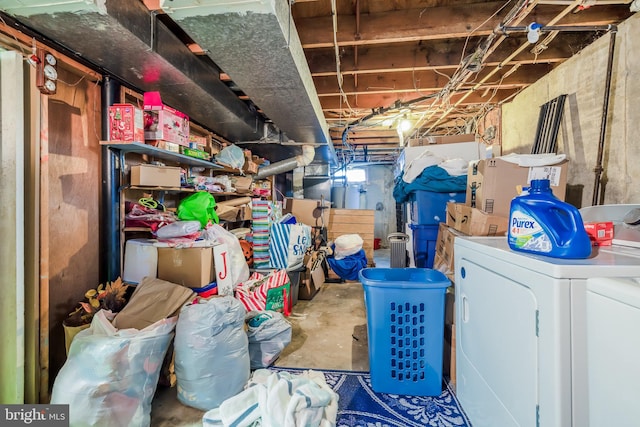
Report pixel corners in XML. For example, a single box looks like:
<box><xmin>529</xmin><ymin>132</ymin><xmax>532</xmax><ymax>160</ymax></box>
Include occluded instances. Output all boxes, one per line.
<box><xmin>100</xmin><ymin>141</ymin><xmax>224</xmax><ymax>169</ymax></box>
<box><xmin>102</xmin><ymin>139</ymin><xmax>272</xmax><ymax>282</ymax></box>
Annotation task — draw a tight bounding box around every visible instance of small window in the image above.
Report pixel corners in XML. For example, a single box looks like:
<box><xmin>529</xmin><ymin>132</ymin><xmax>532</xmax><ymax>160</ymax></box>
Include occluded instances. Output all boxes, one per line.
<box><xmin>347</xmin><ymin>168</ymin><xmax>366</xmax><ymax>183</ymax></box>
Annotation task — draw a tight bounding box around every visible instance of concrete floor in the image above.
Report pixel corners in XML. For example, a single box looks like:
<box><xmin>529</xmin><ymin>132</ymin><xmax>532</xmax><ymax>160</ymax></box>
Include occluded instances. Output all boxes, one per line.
<box><xmin>150</xmin><ymin>249</ymin><xmax>391</xmax><ymax>426</ymax></box>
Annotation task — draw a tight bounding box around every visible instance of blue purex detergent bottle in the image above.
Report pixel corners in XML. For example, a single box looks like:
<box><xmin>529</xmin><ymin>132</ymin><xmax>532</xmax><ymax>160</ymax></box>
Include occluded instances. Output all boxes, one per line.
<box><xmin>508</xmin><ymin>179</ymin><xmax>592</xmax><ymax>259</ymax></box>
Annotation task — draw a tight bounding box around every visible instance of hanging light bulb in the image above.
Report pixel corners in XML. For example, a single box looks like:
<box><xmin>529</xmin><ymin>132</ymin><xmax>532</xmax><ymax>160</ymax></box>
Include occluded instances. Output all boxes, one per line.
<box><xmin>399</xmin><ymin>119</ymin><xmax>412</xmax><ymax>132</ymax></box>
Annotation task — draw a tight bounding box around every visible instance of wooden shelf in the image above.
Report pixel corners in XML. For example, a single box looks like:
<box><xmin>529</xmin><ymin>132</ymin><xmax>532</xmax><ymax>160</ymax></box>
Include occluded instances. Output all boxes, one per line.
<box><xmin>128</xmin><ymin>185</ymin><xmax>186</xmax><ymax>192</ymax></box>
<box><xmin>101</xmin><ymin>141</ymin><xmax>224</xmax><ymax>169</ymax></box>
<box><xmin>124</xmin><ymin>226</ymin><xmax>152</xmax><ymax>232</ymax></box>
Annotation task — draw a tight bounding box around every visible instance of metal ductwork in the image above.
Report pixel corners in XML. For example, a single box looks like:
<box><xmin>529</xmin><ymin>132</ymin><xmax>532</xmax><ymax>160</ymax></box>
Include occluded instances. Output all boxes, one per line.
<box><xmin>255</xmin><ymin>145</ymin><xmax>315</xmax><ymax>179</ymax></box>
<box><xmin>2</xmin><ymin>0</ymin><xmax>336</xmax><ymax>163</ymax></box>
<box><xmin>0</xmin><ymin>1</ymin><xmax>284</xmax><ymax>146</ymax></box>
<box><xmin>158</xmin><ymin>0</ymin><xmax>336</xmax><ymax>164</ymax></box>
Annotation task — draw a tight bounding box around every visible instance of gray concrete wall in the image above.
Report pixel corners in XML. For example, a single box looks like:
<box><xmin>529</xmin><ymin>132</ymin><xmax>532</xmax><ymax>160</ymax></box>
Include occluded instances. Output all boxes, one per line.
<box><xmin>502</xmin><ymin>13</ymin><xmax>640</xmax><ymax>207</ymax></box>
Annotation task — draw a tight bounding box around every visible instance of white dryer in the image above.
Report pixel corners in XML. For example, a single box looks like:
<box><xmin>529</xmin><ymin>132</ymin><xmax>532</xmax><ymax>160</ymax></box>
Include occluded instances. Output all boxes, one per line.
<box><xmin>586</xmin><ymin>277</ymin><xmax>640</xmax><ymax>427</ymax></box>
<box><xmin>454</xmin><ymin>237</ymin><xmax>640</xmax><ymax>427</ymax></box>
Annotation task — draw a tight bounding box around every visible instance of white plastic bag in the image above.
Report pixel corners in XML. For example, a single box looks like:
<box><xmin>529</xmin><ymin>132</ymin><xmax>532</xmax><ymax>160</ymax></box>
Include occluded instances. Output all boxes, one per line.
<box><xmin>333</xmin><ymin>234</ymin><xmax>364</xmax><ymax>260</ymax></box>
<box><xmin>50</xmin><ymin>310</ymin><xmax>176</xmax><ymax>427</ymax></box>
<box><xmin>174</xmin><ymin>296</ymin><xmax>250</xmax><ymax>411</ymax></box>
<box><xmin>156</xmin><ymin>220</ymin><xmax>201</xmax><ymax>239</ymax></box>
<box><xmin>246</xmin><ymin>311</ymin><xmax>292</xmax><ymax>369</ymax></box>
<box><xmin>202</xmin><ymin>224</ymin><xmax>250</xmax><ymax>287</ymax></box>
<box><xmin>214</xmin><ymin>144</ymin><xmax>245</xmax><ymax>172</ymax></box>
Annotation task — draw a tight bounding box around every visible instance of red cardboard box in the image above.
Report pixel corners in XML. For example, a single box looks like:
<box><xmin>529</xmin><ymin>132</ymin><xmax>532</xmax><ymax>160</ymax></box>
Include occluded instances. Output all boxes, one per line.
<box><xmin>584</xmin><ymin>221</ymin><xmax>614</xmax><ymax>246</ymax></box>
<box><xmin>143</xmin><ymin>92</ymin><xmax>190</xmax><ymax>146</ymax></box>
<box><xmin>109</xmin><ymin>103</ymin><xmax>144</xmax><ymax>142</ymax></box>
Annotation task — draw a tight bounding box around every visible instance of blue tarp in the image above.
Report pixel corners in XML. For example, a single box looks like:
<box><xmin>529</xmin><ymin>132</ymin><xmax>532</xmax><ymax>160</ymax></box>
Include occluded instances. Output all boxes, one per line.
<box><xmin>393</xmin><ymin>165</ymin><xmax>467</xmax><ymax>204</ymax></box>
<box><xmin>327</xmin><ymin>248</ymin><xmax>368</xmax><ymax>281</ymax></box>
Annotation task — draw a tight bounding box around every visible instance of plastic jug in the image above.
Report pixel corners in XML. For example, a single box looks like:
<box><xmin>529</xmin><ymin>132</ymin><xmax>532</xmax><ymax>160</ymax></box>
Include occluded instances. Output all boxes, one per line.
<box><xmin>508</xmin><ymin>179</ymin><xmax>592</xmax><ymax>259</ymax></box>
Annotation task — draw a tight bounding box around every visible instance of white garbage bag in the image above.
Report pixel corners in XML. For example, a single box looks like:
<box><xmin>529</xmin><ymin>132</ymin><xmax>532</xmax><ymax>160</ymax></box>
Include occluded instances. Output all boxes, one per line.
<box><xmin>174</xmin><ymin>296</ymin><xmax>250</xmax><ymax>411</ymax></box>
<box><xmin>50</xmin><ymin>310</ymin><xmax>176</xmax><ymax>427</ymax></box>
<box><xmin>246</xmin><ymin>311</ymin><xmax>292</xmax><ymax>369</ymax></box>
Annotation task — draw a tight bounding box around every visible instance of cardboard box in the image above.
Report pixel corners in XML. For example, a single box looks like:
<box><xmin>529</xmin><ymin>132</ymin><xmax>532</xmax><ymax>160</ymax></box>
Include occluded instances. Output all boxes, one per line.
<box><xmin>180</xmin><ymin>146</ymin><xmax>209</xmax><ymax>160</ymax></box>
<box><xmin>466</xmin><ymin>157</ymin><xmax>569</xmax><ymax>217</ymax></box>
<box><xmin>408</xmin><ymin>133</ymin><xmax>476</xmax><ymax>147</ymax></box>
<box><xmin>143</xmin><ymin>91</ymin><xmax>190</xmax><ymax>146</ymax></box>
<box><xmin>443</xmin><ymin>324</ymin><xmax>456</xmax><ymax>388</ymax></box>
<box><xmin>157</xmin><ymin>247</ymin><xmax>215</xmax><ymax>288</ymax></box>
<box><xmin>109</xmin><ymin>103</ymin><xmax>144</xmax><ymax>142</ymax></box>
<box><xmin>130</xmin><ymin>164</ymin><xmax>181</xmax><ymax>187</ymax></box>
<box><xmin>283</xmin><ymin>198</ymin><xmax>331</xmax><ymax>227</ymax></box>
<box><xmin>434</xmin><ymin>223</ymin><xmax>466</xmax><ymax>281</ymax></box>
<box><xmin>148</xmin><ymin>140</ymin><xmax>181</xmax><ymax>153</ymax></box>
<box><xmin>446</xmin><ymin>202</ymin><xmax>509</xmax><ymax>236</ymax></box>
<box><xmin>299</xmin><ymin>252</ymin><xmax>325</xmax><ymax>300</ymax></box>
<box><xmin>243</xmin><ymin>160</ymin><xmax>259</xmax><ymax>174</ymax></box>
<box><xmin>232</xmin><ymin>176</ymin><xmax>253</xmax><ymax>194</ymax></box>
<box><xmin>584</xmin><ymin>221</ymin><xmax>614</xmax><ymax>246</ymax></box>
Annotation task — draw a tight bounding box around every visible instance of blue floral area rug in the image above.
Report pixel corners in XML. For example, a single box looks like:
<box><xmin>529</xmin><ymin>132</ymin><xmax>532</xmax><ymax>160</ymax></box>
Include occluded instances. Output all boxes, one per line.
<box><xmin>270</xmin><ymin>367</ymin><xmax>471</xmax><ymax>427</ymax></box>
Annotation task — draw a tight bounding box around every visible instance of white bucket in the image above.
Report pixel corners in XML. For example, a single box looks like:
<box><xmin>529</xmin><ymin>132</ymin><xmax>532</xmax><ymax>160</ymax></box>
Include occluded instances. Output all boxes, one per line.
<box><xmin>123</xmin><ymin>239</ymin><xmax>158</xmax><ymax>284</ymax></box>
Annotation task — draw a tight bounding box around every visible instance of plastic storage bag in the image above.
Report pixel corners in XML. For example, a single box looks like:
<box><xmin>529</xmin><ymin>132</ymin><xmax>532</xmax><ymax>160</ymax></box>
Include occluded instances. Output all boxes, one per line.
<box><xmin>202</xmin><ymin>224</ymin><xmax>250</xmax><ymax>287</ymax></box>
<box><xmin>174</xmin><ymin>296</ymin><xmax>250</xmax><ymax>411</ymax></box>
<box><xmin>333</xmin><ymin>234</ymin><xmax>364</xmax><ymax>260</ymax></box>
<box><xmin>156</xmin><ymin>220</ymin><xmax>201</xmax><ymax>239</ymax></box>
<box><xmin>50</xmin><ymin>310</ymin><xmax>176</xmax><ymax>427</ymax></box>
<box><xmin>246</xmin><ymin>311</ymin><xmax>292</xmax><ymax>369</ymax></box>
<box><xmin>214</xmin><ymin>144</ymin><xmax>245</xmax><ymax>171</ymax></box>
<box><xmin>177</xmin><ymin>191</ymin><xmax>219</xmax><ymax>228</ymax></box>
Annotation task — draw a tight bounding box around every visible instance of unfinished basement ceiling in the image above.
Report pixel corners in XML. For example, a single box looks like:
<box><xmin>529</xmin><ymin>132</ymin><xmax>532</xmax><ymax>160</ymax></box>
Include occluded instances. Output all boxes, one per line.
<box><xmin>0</xmin><ymin>0</ymin><xmax>635</xmax><ymax>166</ymax></box>
<box><xmin>291</xmin><ymin>0</ymin><xmax>634</xmax><ymax>163</ymax></box>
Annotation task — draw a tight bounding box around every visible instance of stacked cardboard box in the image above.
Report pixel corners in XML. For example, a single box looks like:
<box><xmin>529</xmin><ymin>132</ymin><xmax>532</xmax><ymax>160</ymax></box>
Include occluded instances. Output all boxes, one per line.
<box><xmin>434</xmin><ymin>155</ymin><xmax>570</xmax><ymax>281</ymax></box>
<box><xmin>466</xmin><ymin>157</ymin><xmax>569</xmax><ymax>217</ymax></box>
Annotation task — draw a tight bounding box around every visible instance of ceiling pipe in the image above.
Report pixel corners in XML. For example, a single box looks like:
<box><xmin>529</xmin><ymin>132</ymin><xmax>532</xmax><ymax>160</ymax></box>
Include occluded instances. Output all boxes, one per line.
<box><xmin>254</xmin><ymin>145</ymin><xmax>316</xmax><ymax>179</ymax></box>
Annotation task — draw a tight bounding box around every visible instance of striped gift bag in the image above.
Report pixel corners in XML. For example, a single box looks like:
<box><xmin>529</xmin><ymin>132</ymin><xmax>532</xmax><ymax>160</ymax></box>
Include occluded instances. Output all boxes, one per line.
<box><xmin>235</xmin><ymin>270</ymin><xmax>290</xmax><ymax>314</ymax></box>
<box><xmin>269</xmin><ymin>223</ymin><xmax>311</xmax><ymax>270</ymax></box>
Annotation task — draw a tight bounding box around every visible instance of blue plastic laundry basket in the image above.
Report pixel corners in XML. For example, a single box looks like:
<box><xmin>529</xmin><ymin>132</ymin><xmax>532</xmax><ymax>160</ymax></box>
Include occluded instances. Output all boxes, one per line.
<box><xmin>359</xmin><ymin>267</ymin><xmax>450</xmax><ymax>396</ymax></box>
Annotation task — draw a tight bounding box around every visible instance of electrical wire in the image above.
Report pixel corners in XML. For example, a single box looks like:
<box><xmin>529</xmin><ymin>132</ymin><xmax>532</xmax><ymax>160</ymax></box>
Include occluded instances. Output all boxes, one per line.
<box><xmin>331</xmin><ymin>0</ymin><xmax>355</xmax><ymax>116</ymax></box>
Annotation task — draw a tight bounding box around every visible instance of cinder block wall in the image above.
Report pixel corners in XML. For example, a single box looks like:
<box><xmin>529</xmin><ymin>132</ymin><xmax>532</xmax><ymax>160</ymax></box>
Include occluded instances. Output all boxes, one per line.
<box><xmin>502</xmin><ymin>12</ymin><xmax>640</xmax><ymax>207</ymax></box>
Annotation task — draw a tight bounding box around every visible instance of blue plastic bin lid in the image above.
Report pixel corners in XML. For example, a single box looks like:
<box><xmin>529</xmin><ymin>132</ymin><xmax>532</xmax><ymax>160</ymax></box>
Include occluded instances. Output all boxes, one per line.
<box><xmin>190</xmin><ymin>282</ymin><xmax>217</xmax><ymax>293</ymax></box>
<box><xmin>359</xmin><ymin>268</ymin><xmax>449</xmax><ymax>289</ymax></box>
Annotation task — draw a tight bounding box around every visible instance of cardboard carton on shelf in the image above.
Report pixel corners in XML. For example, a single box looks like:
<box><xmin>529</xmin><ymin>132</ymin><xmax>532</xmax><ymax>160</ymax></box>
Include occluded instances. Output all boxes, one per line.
<box><xmin>407</xmin><ymin>133</ymin><xmax>476</xmax><ymax>147</ymax></box>
<box><xmin>143</xmin><ymin>91</ymin><xmax>190</xmax><ymax>146</ymax></box>
<box><xmin>130</xmin><ymin>164</ymin><xmax>181</xmax><ymax>188</ymax></box>
<box><xmin>466</xmin><ymin>157</ymin><xmax>569</xmax><ymax>217</ymax></box>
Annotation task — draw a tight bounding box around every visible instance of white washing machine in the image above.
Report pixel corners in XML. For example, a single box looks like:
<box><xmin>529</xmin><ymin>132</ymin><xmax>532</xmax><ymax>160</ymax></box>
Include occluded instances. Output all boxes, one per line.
<box><xmin>586</xmin><ymin>277</ymin><xmax>640</xmax><ymax>427</ymax></box>
<box><xmin>454</xmin><ymin>236</ymin><xmax>640</xmax><ymax>427</ymax></box>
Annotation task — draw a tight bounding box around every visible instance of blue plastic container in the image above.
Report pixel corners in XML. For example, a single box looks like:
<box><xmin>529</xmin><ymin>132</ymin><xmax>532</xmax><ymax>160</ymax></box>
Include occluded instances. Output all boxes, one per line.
<box><xmin>411</xmin><ymin>191</ymin><xmax>466</xmax><ymax>225</ymax></box>
<box><xmin>359</xmin><ymin>268</ymin><xmax>450</xmax><ymax>396</ymax></box>
<box><xmin>409</xmin><ymin>224</ymin><xmax>439</xmax><ymax>268</ymax></box>
<box><xmin>508</xmin><ymin>179</ymin><xmax>592</xmax><ymax>259</ymax></box>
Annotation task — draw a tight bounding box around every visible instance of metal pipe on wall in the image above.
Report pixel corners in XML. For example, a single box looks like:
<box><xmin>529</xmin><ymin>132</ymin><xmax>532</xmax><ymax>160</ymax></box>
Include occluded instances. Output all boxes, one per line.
<box><xmin>100</xmin><ymin>76</ymin><xmax>121</xmax><ymax>282</ymax></box>
<box><xmin>592</xmin><ymin>29</ymin><xmax>617</xmax><ymax>206</ymax></box>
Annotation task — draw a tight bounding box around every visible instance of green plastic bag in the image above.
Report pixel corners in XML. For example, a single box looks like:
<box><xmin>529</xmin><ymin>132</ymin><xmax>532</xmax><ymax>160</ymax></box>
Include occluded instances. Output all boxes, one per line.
<box><xmin>177</xmin><ymin>191</ymin><xmax>219</xmax><ymax>228</ymax></box>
